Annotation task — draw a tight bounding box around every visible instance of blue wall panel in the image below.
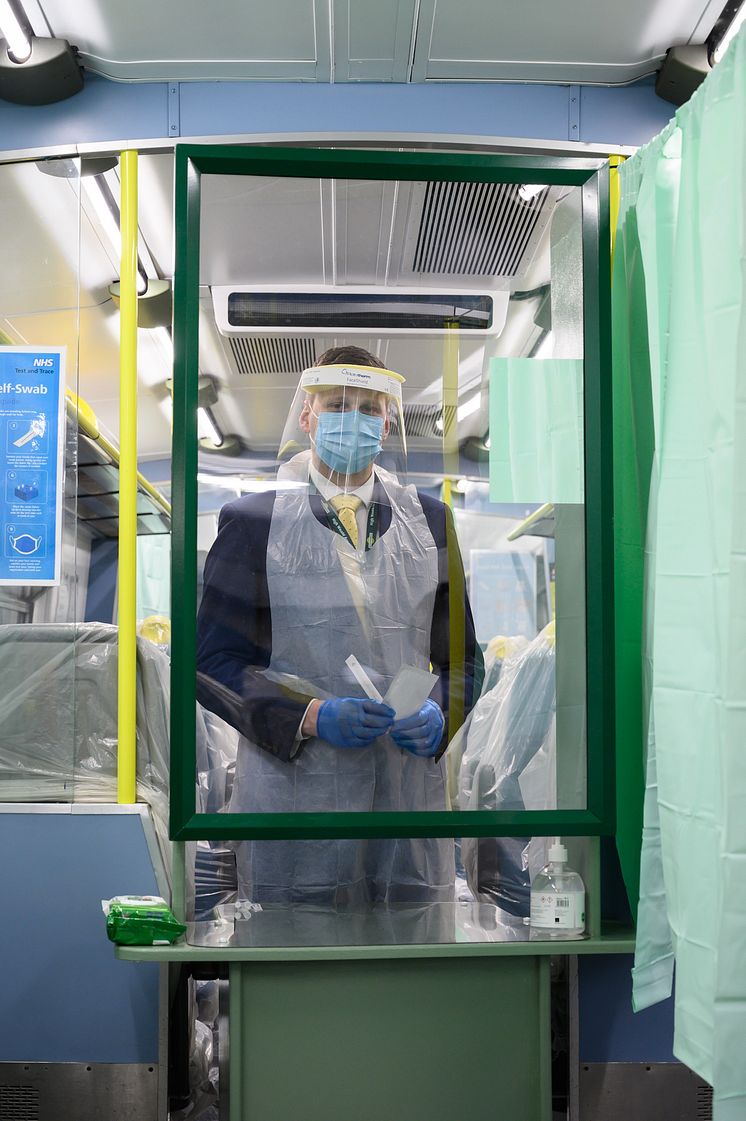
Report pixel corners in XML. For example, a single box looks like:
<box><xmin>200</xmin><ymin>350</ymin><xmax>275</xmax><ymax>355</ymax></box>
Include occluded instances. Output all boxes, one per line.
<box><xmin>85</xmin><ymin>538</ymin><xmax>118</xmax><ymax>624</ymax></box>
<box><xmin>0</xmin><ymin>812</ymin><xmax>160</xmax><ymax>1063</ymax></box>
<box><xmin>0</xmin><ymin>75</ymin><xmax>169</xmax><ymax>154</ymax></box>
<box><xmin>579</xmin><ymin>955</ymin><xmax>677</xmax><ymax>1063</ymax></box>
<box><xmin>580</xmin><ymin>77</ymin><xmax>674</xmax><ymax>147</ymax></box>
<box><xmin>178</xmin><ymin>81</ymin><xmax>572</xmax><ymax>141</ymax></box>
<box><xmin>0</xmin><ymin>76</ymin><xmax>674</xmax><ymax>156</ymax></box>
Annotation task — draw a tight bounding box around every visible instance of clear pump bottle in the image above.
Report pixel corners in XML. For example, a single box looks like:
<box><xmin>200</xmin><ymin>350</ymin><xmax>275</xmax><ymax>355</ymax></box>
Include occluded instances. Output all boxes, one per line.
<box><xmin>529</xmin><ymin>838</ymin><xmax>585</xmax><ymax>940</ymax></box>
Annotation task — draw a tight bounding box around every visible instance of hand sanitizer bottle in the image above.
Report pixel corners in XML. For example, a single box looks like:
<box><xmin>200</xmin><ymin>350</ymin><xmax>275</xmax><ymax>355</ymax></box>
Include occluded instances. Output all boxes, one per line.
<box><xmin>529</xmin><ymin>838</ymin><xmax>585</xmax><ymax>940</ymax></box>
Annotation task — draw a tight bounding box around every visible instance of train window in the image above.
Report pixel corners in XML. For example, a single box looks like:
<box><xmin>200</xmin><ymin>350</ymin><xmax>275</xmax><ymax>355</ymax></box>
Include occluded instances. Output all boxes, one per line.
<box><xmin>0</xmin><ymin>156</ymin><xmax>84</xmax><ymax>803</ymax></box>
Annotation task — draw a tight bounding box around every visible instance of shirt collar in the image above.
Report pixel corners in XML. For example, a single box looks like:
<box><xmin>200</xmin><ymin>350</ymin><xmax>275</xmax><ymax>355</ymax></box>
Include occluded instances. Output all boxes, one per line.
<box><xmin>309</xmin><ymin>462</ymin><xmax>376</xmax><ymax>508</ymax></box>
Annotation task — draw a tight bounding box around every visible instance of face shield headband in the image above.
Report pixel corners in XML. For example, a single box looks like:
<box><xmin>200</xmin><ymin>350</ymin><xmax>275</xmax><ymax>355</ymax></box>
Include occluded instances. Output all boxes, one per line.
<box><xmin>300</xmin><ymin>365</ymin><xmax>404</xmax><ymax>404</ymax></box>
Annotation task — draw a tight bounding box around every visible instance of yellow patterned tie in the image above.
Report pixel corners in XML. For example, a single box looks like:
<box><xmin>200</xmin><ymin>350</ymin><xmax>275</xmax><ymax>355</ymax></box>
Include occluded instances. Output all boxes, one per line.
<box><xmin>330</xmin><ymin>494</ymin><xmax>363</xmax><ymax>549</ymax></box>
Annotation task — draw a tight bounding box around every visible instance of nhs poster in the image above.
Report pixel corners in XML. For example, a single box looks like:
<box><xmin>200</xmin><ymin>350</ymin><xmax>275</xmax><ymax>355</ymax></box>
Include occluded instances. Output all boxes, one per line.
<box><xmin>0</xmin><ymin>347</ymin><xmax>66</xmax><ymax>586</ymax></box>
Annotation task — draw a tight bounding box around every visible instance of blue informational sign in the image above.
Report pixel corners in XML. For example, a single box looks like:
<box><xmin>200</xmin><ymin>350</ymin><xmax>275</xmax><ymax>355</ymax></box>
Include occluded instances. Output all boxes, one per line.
<box><xmin>0</xmin><ymin>347</ymin><xmax>66</xmax><ymax>587</ymax></box>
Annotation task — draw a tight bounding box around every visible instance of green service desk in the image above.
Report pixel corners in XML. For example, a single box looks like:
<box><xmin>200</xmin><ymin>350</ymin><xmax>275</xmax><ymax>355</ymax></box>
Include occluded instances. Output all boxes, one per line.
<box><xmin>117</xmin><ymin>902</ymin><xmax>635</xmax><ymax>1121</ymax></box>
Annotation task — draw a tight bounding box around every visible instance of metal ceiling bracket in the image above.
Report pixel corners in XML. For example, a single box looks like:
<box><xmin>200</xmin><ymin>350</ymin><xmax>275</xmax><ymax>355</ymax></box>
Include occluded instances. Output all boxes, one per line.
<box><xmin>168</xmin><ymin>83</ymin><xmax>181</xmax><ymax>138</ymax></box>
<box><xmin>568</xmin><ymin>86</ymin><xmax>581</xmax><ymax>142</ymax></box>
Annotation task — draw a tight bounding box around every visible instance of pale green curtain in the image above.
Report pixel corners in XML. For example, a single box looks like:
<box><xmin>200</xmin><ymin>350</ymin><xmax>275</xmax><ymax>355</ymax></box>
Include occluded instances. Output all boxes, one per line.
<box><xmin>610</xmin><ymin>141</ymin><xmax>656</xmax><ymax>923</ymax></box>
<box><xmin>627</xmin><ymin>121</ymin><xmax>682</xmax><ymax>1003</ymax></box>
<box><xmin>623</xmin><ymin>25</ymin><xmax>746</xmax><ymax>1118</ymax></box>
<box><xmin>488</xmin><ymin>357</ymin><xmax>584</xmax><ymax>503</ymax></box>
<box><xmin>136</xmin><ymin>534</ymin><xmax>171</xmax><ymax>621</ymax></box>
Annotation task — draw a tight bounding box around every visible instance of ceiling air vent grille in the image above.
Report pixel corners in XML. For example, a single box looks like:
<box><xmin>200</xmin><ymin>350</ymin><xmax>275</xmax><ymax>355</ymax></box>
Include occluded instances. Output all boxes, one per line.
<box><xmin>413</xmin><ymin>181</ymin><xmax>548</xmax><ymax>278</ymax></box>
<box><xmin>402</xmin><ymin>404</ymin><xmax>444</xmax><ymax>438</ymax></box>
<box><xmin>229</xmin><ymin>336</ymin><xmax>317</xmax><ymax>375</ymax></box>
<box><xmin>0</xmin><ymin>1084</ymin><xmax>40</xmax><ymax>1120</ymax></box>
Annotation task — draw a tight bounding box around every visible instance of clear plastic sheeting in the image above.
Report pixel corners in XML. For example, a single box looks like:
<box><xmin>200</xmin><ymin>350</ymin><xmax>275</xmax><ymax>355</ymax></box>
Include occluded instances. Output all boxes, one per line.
<box><xmin>196</xmin><ymin>705</ymin><xmax>238</xmax><ymax>815</ymax></box>
<box><xmin>193</xmin><ymin>701</ymin><xmax>239</xmax><ymax>918</ymax></box>
<box><xmin>0</xmin><ymin>622</ymin><xmax>238</xmax><ymax>912</ymax></box>
<box><xmin>171</xmin><ymin>980</ymin><xmax>220</xmax><ymax>1121</ymax></box>
<box><xmin>0</xmin><ymin>622</ymin><xmax>173</xmax><ymax>873</ymax></box>
<box><xmin>0</xmin><ymin>624</ymin><xmax>169</xmax><ymax>816</ymax></box>
<box><xmin>456</xmin><ymin>625</ymin><xmax>558</xmax><ymax>916</ymax></box>
<box><xmin>621</xmin><ymin>22</ymin><xmax>746</xmax><ymax>1119</ymax></box>
<box><xmin>193</xmin><ymin>843</ymin><xmax>237</xmax><ymax>920</ymax></box>
<box><xmin>186</xmin><ymin>900</ymin><xmax>530</xmax><ymax>949</ymax></box>
<box><xmin>482</xmin><ymin>634</ymin><xmax>531</xmax><ymax>695</ymax></box>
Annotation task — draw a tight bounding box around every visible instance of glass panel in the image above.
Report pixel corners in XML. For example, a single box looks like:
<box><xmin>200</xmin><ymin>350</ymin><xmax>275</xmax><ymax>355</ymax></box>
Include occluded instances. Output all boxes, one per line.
<box><xmin>187</xmin><ymin>900</ymin><xmax>530</xmax><ymax>947</ymax></box>
<box><xmin>188</xmin><ymin>167</ymin><xmax>589</xmax><ymax>910</ymax></box>
<box><xmin>0</xmin><ymin>152</ymin><xmax>173</xmax><ymax>846</ymax></box>
<box><xmin>0</xmin><ymin>156</ymin><xmax>81</xmax><ymax>800</ymax></box>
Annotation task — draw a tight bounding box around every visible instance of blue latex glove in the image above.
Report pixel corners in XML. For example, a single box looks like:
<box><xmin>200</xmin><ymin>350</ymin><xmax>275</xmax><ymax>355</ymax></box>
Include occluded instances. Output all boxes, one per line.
<box><xmin>390</xmin><ymin>700</ymin><xmax>445</xmax><ymax>758</ymax></box>
<box><xmin>316</xmin><ymin>697</ymin><xmax>395</xmax><ymax>749</ymax></box>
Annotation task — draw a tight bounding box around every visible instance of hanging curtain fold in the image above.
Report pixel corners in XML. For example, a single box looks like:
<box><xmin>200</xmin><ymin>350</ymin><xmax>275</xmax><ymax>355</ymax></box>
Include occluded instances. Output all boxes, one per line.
<box><xmin>613</xmin><ymin>25</ymin><xmax>746</xmax><ymax>1119</ymax></box>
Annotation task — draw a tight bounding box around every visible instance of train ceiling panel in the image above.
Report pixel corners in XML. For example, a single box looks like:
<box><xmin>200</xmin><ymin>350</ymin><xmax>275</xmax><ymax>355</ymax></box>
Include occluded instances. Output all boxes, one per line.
<box><xmin>0</xmin><ymin>143</ymin><xmax>556</xmax><ymax>461</ymax></box>
<box><xmin>198</xmin><ymin>175</ymin><xmax>552</xmax><ymax>289</ymax></box>
<box><xmin>199</xmin><ymin>175</ymin><xmax>328</xmax><ymax>287</ymax></box>
<box><xmin>411</xmin><ymin>0</ymin><xmax>724</xmax><ymax>83</ymax></box>
<box><xmin>31</xmin><ymin>0</ymin><xmax>724</xmax><ymax>84</ymax></box>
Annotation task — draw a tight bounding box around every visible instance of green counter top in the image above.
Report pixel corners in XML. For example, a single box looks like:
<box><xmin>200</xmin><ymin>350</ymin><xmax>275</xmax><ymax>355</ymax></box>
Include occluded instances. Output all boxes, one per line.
<box><xmin>118</xmin><ymin>931</ymin><xmax>635</xmax><ymax>962</ymax></box>
<box><xmin>115</xmin><ymin>902</ymin><xmax>634</xmax><ymax>961</ymax></box>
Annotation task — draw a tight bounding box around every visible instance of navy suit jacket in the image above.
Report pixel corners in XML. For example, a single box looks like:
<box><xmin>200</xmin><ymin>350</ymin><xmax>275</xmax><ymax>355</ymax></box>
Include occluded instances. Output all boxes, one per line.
<box><xmin>196</xmin><ymin>479</ymin><xmax>483</xmax><ymax>762</ymax></box>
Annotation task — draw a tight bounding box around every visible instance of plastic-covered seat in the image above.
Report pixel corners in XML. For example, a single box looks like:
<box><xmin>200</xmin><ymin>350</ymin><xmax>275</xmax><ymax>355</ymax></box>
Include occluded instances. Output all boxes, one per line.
<box><xmin>0</xmin><ymin>622</ymin><xmax>238</xmax><ymax>910</ymax></box>
<box><xmin>458</xmin><ymin>624</ymin><xmax>556</xmax><ymax>916</ymax></box>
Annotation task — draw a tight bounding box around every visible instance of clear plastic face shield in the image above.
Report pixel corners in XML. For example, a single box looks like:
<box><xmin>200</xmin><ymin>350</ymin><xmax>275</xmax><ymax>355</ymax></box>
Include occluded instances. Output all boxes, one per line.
<box><xmin>278</xmin><ymin>363</ymin><xmax>407</xmax><ymax>488</ymax></box>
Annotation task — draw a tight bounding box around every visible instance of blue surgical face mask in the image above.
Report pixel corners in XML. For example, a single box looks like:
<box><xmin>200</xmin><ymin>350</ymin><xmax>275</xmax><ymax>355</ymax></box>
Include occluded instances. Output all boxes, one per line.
<box><xmin>312</xmin><ymin>409</ymin><xmax>384</xmax><ymax>475</ymax></box>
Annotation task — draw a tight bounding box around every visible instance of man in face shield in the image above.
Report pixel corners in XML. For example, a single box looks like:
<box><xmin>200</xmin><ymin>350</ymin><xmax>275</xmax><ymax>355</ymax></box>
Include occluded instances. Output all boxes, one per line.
<box><xmin>197</xmin><ymin>345</ymin><xmax>483</xmax><ymax>905</ymax></box>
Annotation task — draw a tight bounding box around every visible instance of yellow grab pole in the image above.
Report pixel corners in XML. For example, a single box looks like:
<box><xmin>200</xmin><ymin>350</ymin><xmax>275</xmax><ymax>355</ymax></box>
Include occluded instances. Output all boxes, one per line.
<box><xmin>609</xmin><ymin>155</ymin><xmax>625</xmax><ymax>275</ymax></box>
<box><xmin>118</xmin><ymin>150</ymin><xmax>138</xmax><ymax>804</ymax></box>
<box><xmin>442</xmin><ymin>322</ymin><xmax>460</xmax><ymax>479</ymax></box>
<box><xmin>441</xmin><ymin>323</ymin><xmax>466</xmax><ymax>746</ymax></box>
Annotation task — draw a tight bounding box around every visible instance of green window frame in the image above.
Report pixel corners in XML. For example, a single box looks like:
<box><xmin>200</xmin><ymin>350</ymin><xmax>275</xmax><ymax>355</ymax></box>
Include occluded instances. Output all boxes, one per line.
<box><xmin>170</xmin><ymin>144</ymin><xmax>613</xmax><ymax>842</ymax></box>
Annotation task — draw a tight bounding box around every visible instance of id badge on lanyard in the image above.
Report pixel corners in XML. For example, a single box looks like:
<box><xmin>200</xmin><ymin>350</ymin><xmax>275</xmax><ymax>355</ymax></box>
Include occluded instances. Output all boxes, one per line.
<box><xmin>318</xmin><ymin>493</ymin><xmax>379</xmax><ymax>551</ymax></box>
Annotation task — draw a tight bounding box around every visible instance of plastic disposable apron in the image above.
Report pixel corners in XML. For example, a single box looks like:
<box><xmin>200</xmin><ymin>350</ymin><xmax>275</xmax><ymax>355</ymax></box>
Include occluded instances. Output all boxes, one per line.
<box><xmin>230</xmin><ymin>467</ymin><xmax>454</xmax><ymax>905</ymax></box>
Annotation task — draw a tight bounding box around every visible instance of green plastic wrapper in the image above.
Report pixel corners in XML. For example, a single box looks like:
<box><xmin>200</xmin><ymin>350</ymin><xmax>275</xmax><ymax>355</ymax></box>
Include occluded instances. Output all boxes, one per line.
<box><xmin>103</xmin><ymin>895</ymin><xmax>186</xmax><ymax>946</ymax></box>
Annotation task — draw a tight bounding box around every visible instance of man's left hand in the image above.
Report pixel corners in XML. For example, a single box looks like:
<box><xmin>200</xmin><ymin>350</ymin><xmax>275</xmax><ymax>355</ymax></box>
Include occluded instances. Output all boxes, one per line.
<box><xmin>389</xmin><ymin>700</ymin><xmax>445</xmax><ymax>758</ymax></box>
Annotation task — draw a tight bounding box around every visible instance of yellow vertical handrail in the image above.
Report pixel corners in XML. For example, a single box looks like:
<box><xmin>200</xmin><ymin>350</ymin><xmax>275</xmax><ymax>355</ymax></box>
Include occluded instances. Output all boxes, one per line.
<box><xmin>118</xmin><ymin>150</ymin><xmax>138</xmax><ymax>804</ymax></box>
<box><xmin>441</xmin><ymin>322</ymin><xmax>460</xmax><ymax>479</ymax></box>
<box><xmin>609</xmin><ymin>155</ymin><xmax>625</xmax><ymax>275</ymax></box>
<box><xmin>441</xmin><ymin>324</ymin><xmax>466</xmax><ymax>746</ymax></box>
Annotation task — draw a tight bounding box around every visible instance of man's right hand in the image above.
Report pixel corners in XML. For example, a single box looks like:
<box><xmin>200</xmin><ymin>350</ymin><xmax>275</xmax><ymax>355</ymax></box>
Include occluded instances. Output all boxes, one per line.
<box><xmin>314</xmin><ymin>697</ymin><xmax>395</xmax><ymax>749</ymax></box>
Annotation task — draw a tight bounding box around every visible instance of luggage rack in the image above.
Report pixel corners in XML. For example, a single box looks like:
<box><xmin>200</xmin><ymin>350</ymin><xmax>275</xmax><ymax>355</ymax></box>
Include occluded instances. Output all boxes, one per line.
<box><xmin>65</xmin><ymin>392</ymin><xmax>171</xmax><ymax>537</ymax></box>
